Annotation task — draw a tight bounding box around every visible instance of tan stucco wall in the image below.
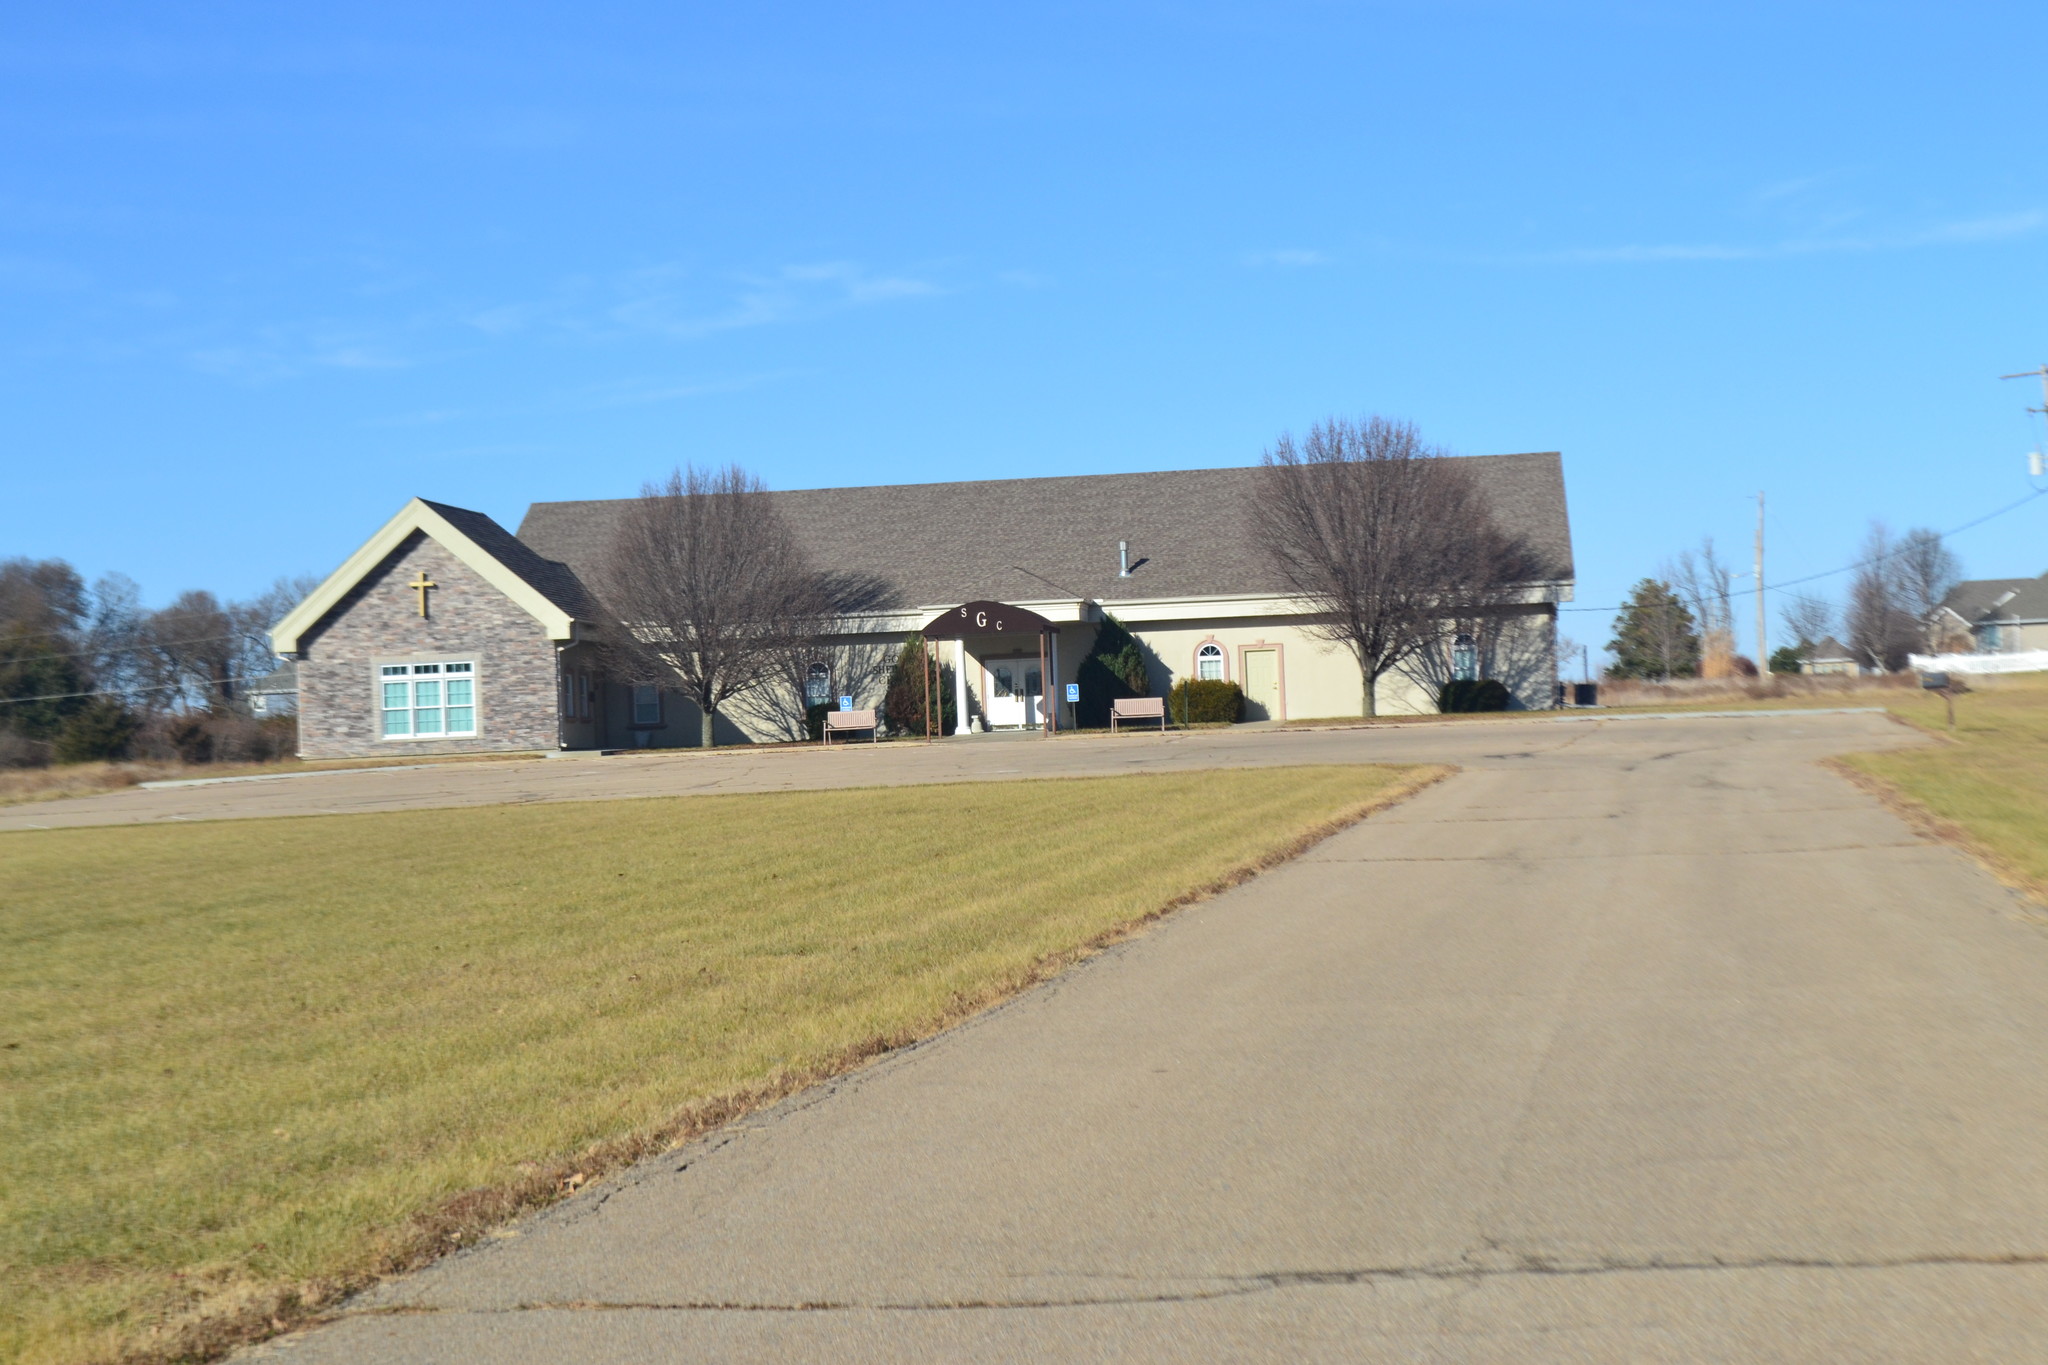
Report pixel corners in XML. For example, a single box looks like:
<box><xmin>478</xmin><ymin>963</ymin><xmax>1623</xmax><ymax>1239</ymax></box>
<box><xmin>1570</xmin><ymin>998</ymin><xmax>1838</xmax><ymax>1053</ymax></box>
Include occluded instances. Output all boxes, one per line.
<box><xmin>1121</xmin><ymin>606</ymin><xmax>1557</xmax><ymax>719</ymax></box>
<box><xmin>660</xmin><ymin>605</ymin><xmax>1559</xmax><ymax>744</ymax></box>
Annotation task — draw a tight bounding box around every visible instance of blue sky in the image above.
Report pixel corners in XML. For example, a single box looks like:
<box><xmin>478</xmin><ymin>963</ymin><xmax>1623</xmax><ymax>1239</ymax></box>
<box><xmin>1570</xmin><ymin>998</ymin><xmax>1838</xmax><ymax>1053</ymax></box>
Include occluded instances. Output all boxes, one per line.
<box><xmin>4</xmin><ymin>2</ymin><xmax>2046</xmax><ymax>661</ymax></box>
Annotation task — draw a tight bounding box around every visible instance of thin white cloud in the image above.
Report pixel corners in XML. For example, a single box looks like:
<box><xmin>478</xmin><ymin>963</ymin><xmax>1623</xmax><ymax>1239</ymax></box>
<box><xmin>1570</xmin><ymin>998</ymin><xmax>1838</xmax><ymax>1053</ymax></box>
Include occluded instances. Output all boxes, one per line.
<box><xmin>604</xmin><ymin>261</ymin><xmax>942</xmax><ymax>340</ymax></box>
<box><xmin>1546</xmin><ymin>209</ymin><xmax>2048</xmax><ymax>264</ymax></box>
<box><xmin>0</xmin><ymin>253</ymin><xmax>91</xmax><ymax>291</ymax></box>
<box><xmin>361</xmin><ymin>372</ymin><xmax>785</xmax><ymax>429</ymax></box>
<box><xmin>549</xmin><ymin>372</ymin><xmax>785</xmax><ymax>410</ymax></box>
<box><xmin>1244</xmin><ymin>248</ymin><xmax>1329</xmax><ymax>267</ymax></box>
<box><xmin>187</xmin><ymin>328</ymin><xmax>412</xmax><ymax>382</ymax></box>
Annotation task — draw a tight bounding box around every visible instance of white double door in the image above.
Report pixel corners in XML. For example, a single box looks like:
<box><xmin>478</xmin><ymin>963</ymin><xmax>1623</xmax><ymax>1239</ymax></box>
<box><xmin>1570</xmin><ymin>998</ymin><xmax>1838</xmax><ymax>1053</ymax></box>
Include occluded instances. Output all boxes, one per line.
<box><xmin>983</xmin><ymin>658</ymin><xmax>1043</xmax><ymax>729</ymax></box>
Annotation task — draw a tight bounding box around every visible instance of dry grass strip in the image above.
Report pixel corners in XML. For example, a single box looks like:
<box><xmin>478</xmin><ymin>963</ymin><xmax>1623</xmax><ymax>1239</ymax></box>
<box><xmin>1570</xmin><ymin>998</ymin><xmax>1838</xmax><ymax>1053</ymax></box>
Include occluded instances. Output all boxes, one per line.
<box><xmin>1825</xmin><ymin>758</ymin><xmax>2048</xmax><ymax>914</ymax></box>
<box><xmin>5</xmin><ymin>764</ymin><xmax>1447</xmax><ymax>1365</ymax></box>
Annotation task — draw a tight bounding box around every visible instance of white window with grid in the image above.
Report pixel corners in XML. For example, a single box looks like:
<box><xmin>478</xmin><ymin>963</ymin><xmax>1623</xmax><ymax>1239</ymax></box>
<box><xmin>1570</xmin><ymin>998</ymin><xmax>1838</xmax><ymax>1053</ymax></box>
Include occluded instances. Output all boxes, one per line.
<box><xmin>379</xmin><ymin>661</ymin><xmax>477</xmax><ymax>738</ymax></box>
<box><xmin>1196</xmin><ymin>643</ymin><xmax>1225</xmax><ymax>681</ymax></box>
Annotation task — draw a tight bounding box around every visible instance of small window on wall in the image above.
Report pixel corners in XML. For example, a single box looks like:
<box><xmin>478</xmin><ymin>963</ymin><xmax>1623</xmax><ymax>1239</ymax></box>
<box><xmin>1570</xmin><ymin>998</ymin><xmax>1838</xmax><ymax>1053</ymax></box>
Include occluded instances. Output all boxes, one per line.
<box><xmin>632</xmin><ymin>685</ymin><xmax>662</xmax><ymax>726</ymax></box>
<box><xmin>805</xmin><ymin>662</ymin><xmax>832</xmax><ymax>706</ymax></box>
<box><xmin>1452</xmin><ymin>634</ymin><xmax>1479</xmax><ymax>682</ymax></box>
<box><xmin>380</xmin><ymin>661</ymin><xmax>476</xmax><ymax>738</ymax></box>
<box><xmin>1196</xmin><ymin>643</ymin><xmax>1225</xmax><ymax>681</ymax></box>
<box><xmin>562</xmin><ymin>670</ymin><xmax>592</xmax><ymax>720</ymax></box>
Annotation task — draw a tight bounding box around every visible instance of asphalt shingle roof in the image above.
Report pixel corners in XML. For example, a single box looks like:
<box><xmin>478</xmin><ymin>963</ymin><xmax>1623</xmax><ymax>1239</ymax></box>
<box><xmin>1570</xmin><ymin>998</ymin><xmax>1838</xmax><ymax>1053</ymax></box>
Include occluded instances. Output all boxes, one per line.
<box><xmin>1942</xmin><ymin>574</ymin><xmax>2048</xmax><ymax>624</ymax></box>
<box><xmin>422</xmin><ymin>499</ymin><xmax>600</xmax><ymax>621</ymax></box>
<box><xmin>516</xmin><ymin>454</ymin><xmax>1573</xmax><ymax>614</ymax></box>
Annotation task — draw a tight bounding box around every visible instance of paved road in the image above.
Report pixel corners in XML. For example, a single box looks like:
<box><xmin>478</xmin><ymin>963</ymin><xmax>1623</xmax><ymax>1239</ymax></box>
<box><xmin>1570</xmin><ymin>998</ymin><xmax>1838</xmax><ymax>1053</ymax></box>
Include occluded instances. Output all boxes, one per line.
<box><xmin>246</xmin><ymin>711</ymin><xmax>2048</xmax><ymax>1361</ymax></box>
<box><xmin>0</xmin><ymin>709</ymin><xmax>1872</xmax><ymax>830</ymax></box>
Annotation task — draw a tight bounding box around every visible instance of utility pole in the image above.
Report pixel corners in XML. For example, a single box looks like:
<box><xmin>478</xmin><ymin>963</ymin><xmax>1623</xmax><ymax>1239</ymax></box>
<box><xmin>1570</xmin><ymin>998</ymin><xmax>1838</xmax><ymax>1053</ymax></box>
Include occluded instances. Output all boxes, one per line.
<box><xmin>1755</xmin><ymin>492</ymin><xmax>1766</xmax><ymax>677</ymax></box>
<box><xmin>2001</xmin><ymin>366</ymin><xmax>2048</xmax><ymax>473</ymax></box>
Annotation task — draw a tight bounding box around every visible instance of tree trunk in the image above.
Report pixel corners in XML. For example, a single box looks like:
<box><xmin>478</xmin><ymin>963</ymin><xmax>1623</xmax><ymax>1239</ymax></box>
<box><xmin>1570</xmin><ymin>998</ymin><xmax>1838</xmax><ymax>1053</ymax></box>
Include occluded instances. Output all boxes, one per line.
<box><xmin>1361</xmin><ymin>666</ymin><xmax>1378</xmax><ymax>718</ymax></box>
<box><xmin>700</xmin><ymin>701</ymin><xmax>716</xmax><ymax>748</ymax></box>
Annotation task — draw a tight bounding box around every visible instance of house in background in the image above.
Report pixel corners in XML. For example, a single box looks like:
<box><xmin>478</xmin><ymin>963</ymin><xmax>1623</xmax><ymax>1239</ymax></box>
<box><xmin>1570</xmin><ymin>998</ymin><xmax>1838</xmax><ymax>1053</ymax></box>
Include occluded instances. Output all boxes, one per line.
<box><xmin>245</xmin><ymin>663</ymin><xmax>298</xmax><ymax>717</ymax></box>
<box><xmin>1935</xmin><ymin>574</ymin><xmax>2048</xmax><ymax>655</ymax></box>
<box><xmin>1799</xmin><ymin>636</ymin><xmax>1861</xmax><ymax>676</ymax></box>
<box><xmin>269</xmin><ymin>456</ymin><xmax>1575</xmax><ymax>759</ymax></box>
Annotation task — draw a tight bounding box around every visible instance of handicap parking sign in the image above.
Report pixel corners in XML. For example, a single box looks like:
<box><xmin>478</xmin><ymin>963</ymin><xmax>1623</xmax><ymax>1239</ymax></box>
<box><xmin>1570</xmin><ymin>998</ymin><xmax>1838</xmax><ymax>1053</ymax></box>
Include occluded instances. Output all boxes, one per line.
<box><xmin>1065</xmin><ymin>683</ymin><xmax>1080</xmax><ymax>703</ymax></box>
<box><xmin>839</xmin><ymin>695</ymin><xmax>854</xmax><ymax>711</ymax></box>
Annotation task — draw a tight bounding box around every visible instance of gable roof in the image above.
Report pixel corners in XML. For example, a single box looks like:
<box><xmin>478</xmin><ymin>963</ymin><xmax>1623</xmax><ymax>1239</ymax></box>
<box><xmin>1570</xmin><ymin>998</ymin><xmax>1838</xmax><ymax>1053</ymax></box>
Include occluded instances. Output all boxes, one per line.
<box><xmin>270</xmin><ymin>498</ymin><xmax>593</xmax><ymax>654</ymax></box>
<box><xmin>1807</xmin><ymin>635</ymin><xmax>1855</xmax><ymax>661</ymax></box>
<box><xmin>517</xmin><ymin>453</ymin><xmax>1573</xmax><ymax>613</ymax></box>
<box><xmin>1941</xmin><ymin>574</ymin><xmax>2048</xmax><ymax>624</ymax></box>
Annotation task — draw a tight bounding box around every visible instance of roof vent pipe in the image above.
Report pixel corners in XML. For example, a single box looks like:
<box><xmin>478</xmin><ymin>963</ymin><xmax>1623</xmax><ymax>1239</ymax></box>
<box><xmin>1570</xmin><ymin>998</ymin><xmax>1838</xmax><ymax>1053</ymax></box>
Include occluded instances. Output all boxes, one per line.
<box><xmin>1118</xmin><ymin>541</ymin><xmax>1130</xmax><ymax>577</ymax></box>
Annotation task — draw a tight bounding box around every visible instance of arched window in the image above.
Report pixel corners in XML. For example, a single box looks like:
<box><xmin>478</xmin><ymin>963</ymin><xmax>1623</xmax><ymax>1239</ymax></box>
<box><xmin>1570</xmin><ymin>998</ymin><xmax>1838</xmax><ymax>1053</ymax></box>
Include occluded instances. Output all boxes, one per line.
<box><xmin>1452</xmin><ymin>634</ymin><xmax>1478</xmax><ymax>682</ymax></box>
<box><xmin>1197</xmin><ymin>643</ymin><xmax>1225</xmax><ymax>681</ymax></box>
<box><xmin>805</xmin><ymin>662</ymin><xmax>832</xmax><ymax>706</ymax></box>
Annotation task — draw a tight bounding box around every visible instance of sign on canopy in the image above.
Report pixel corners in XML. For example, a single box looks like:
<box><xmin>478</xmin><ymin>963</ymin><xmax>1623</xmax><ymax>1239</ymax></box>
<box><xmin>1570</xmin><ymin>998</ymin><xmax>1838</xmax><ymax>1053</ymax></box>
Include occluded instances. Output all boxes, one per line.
<box><xmin>920</xmin><ymin>601</ymin><xmax>1058</xmax><ymax>638</ymax></box>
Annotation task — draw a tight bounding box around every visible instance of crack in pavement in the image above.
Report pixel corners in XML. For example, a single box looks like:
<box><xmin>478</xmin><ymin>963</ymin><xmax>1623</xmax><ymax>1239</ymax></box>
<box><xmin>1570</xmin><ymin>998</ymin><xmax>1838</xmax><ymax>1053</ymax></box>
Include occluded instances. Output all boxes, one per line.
<box><xmin>355</xmin><ymin>1250</ymin><xmax>2048</xmax><ymax>1318</ymax></box>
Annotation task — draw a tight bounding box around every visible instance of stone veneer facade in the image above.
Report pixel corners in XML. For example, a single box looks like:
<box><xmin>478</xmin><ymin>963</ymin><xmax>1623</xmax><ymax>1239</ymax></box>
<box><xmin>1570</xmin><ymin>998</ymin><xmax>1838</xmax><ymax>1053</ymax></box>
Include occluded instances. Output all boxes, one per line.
<box><xmin>295</xmin><ymin>533</ymin><xmax>561</xmax><ymax>758</ymax></box>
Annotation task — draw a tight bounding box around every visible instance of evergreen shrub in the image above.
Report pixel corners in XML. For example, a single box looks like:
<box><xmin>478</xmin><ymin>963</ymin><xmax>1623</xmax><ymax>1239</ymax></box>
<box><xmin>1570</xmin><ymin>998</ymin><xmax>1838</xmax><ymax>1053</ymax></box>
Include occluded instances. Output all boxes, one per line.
<box><xmin>881</xmin><ymin>638</ymin><xmax>956</xmax><ymax>736</ymax></box>
<box><xmin>1437</xmin><ymin>679</ymin><xmax>1512</xmax><ymax>712</ymax></box>
<box><xmin>54</xmin><ymin>699</ymin><xmax>139</xmax><ymax>763</ymax></box>
<box><xmin>1076</xmin><ymin>613</ymin><xmax>1150</xmax><ymax>728</ymax></box>
<box><xmin>1168</xmin><ymin>678</ymin><xmax>1242</xmax><ymax>724</ymax></box>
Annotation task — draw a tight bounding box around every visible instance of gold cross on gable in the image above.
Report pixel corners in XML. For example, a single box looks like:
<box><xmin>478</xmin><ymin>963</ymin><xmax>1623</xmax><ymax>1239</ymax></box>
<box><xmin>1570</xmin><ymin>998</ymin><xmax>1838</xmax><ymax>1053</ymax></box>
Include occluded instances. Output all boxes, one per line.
<box><xmin>408</xmin><ymin>572</ymin><xmax>437</xmax><ymax>618</ymax></box>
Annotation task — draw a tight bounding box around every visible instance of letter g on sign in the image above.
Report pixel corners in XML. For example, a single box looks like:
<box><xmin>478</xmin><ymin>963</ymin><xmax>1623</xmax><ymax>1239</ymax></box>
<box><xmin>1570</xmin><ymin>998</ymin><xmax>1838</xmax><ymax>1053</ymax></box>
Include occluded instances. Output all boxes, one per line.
<box><xmin>975</xmin><ymin>610</ymin><xmax>988</xmax><ymax>628</ymax></box>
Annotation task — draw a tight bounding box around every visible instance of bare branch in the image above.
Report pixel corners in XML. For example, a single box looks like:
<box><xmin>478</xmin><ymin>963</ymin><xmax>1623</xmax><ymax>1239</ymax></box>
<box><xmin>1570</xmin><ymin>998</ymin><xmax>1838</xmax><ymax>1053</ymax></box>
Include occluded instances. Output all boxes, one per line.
<box><xmin>592</xmin><ymin>465</ymin><xmax>832</xmax><ymax>747</ymax></box>
<box><xmin>1248</xmin><ymin>415</ymin><xmax>1544</xmax><ymax>716</ymax></box>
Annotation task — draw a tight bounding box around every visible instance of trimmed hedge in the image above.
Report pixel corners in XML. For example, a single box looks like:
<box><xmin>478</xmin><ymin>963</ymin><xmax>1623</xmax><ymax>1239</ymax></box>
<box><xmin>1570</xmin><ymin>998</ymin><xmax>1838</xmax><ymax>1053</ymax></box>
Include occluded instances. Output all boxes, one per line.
<box><xmin>1169</xmin><ymin>678</ymin><xmax>1242</xmax><ymax>724</ymax></box>
<box><xmin>1437</xmin><ymin>679</ymin><xmax>1512</xmax><ymax>713</ymax></box>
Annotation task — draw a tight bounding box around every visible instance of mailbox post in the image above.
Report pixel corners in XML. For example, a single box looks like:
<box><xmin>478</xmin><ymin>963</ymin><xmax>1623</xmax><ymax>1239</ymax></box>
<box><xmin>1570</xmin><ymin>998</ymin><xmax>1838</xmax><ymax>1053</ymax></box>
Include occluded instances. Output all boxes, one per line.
<box><xmin>1920</xmin><ymin>671</ymin><xmax>1956</xmax><ymax>733</ymax></box>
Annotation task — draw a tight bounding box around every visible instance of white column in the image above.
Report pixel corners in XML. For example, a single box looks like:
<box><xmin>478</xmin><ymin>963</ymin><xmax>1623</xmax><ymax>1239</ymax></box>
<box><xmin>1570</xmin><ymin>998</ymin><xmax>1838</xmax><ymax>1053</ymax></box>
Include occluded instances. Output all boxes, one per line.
<box><xmin>954</xmin><ymin>637</ymin><xmax>971</xmax><ymax>736</ymax></box>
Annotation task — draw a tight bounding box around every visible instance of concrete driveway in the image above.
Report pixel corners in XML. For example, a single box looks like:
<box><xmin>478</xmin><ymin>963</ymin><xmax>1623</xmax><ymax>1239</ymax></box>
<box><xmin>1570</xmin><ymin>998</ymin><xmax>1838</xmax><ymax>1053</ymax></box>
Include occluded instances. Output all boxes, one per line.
<box><xmin>0</xmin><ymin>708</ymin><xmax>1878</xmax><ymax>830</ymax></box>
<box><xmin>241</xmin><ymin>710</ymin><xmax>2048</xmax><ymax>1361</ymax></box>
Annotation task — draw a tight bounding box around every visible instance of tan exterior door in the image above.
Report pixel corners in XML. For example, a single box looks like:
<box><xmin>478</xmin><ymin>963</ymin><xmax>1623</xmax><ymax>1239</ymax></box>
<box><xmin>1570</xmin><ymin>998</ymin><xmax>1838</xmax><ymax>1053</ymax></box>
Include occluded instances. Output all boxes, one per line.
<box><xmin>1241</xmin><ymin>648</ymin><xmax>1280</xmax><ymax>720</ymax></box>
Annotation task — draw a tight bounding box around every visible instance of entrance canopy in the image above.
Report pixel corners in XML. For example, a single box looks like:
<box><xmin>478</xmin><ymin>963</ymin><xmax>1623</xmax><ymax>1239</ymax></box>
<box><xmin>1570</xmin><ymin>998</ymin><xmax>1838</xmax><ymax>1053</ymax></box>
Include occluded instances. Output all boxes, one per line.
<box><xmin>920</xmin><ymin>600</ymin><xmax>1058</xmax><ymax>639</ymax></box>
<box><xmin>917</xmin><ymin>601</ymin><xmax>1062</xmax><ymax>738</ymax></box>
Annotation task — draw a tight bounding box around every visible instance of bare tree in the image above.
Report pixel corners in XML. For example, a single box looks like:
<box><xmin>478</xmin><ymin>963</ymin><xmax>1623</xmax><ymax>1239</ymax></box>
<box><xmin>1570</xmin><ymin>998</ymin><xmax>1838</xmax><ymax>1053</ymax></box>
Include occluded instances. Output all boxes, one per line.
<box><xmin>1665</xmin><ymin>539</ymin><xmax>1738</xmax><ymax>674</ymax></box>
<box><xmin>1891</xmin><ymin>527</ymin><xmax>1961</xmax><ymax>652</ymax></box>
<box><xmin>729</xmin><ymin>571</ymin><xmax>902</xmax><ymax>740</ymax></box>
<box><xmin>1249</xmin><ymin>416</ymin><xmax>1545</xmax><ymax>717</ymax></box>
<box><xmin>1779</xmin><ymin>591</ymin><xmax>1834</xmax><ymax>648</ymax></box>
<box><xmin>1846</xmin><ymin>522</ymin><xmax>1920</xmax><ymax>672</ymax></box>
<box><xmin>594</xmin><ymin>465</ymin><xmax>827</xmax><ymax>747</ymax></box>
<box><xmin>0</xmin><ymin>558</ymin><xmax>88</xmax><ymax>635</ymax></box>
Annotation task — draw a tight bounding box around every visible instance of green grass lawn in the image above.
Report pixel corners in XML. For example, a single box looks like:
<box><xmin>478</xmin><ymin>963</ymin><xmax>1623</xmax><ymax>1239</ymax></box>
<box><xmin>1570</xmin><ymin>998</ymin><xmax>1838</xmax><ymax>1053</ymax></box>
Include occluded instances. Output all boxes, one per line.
<box><xmin>1836</xmin><ymin>677</ymin><xmax>2048</xmax><ymax>900</ymax></box>
<box><xmin>0</xmin><ymin>764</ymin><xmax>1432</xmax><ymax>1365</ymax></box>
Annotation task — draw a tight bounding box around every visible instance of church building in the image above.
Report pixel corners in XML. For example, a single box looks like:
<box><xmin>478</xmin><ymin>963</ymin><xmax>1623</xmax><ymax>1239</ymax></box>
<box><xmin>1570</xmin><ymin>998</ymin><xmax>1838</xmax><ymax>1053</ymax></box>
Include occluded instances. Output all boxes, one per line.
<box><xmin>268</xmin><ymin>456</ymin><xmax>1574</xmax><ymax>757</ymax></box>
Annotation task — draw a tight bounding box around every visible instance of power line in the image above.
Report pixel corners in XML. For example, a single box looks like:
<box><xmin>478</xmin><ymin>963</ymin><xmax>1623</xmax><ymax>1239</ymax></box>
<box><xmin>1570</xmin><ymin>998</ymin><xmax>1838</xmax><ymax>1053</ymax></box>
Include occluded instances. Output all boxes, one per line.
<box><xmin>1559</xmin><ymin>483</ymin><xmax>2048</xmax><ymax>613</ymax></box>
<box><xmin>0</xmin><ymin>679</ymin><xmax>198</xmax><ymax>707</ymax></box>
<box><xmin>0</xmin><ymin>630</ymin><xmax>257</xmax><ymax>663</ymax></box>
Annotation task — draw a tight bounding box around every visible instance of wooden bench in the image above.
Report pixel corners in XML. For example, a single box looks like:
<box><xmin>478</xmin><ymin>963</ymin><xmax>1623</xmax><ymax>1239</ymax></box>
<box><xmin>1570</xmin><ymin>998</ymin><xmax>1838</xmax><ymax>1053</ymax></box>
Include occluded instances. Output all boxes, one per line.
<box><xmin>821</xmin><ymin>707</ymin><xmax>879</xmax><ymax>746</ymax></box>
<box><xmin>1110</xmin><ymin>695</ymin><xmax>1167</xmax><ymax>733</ymax></box>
